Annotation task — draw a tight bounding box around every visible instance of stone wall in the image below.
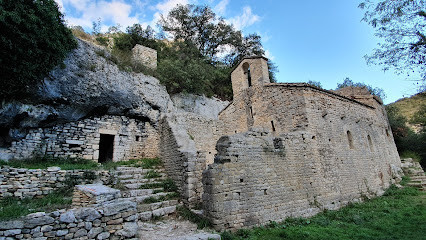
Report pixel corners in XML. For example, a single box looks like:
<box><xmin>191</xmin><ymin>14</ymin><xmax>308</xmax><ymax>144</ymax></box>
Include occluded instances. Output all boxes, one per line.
<box><xmin>1</xmin><ymin>115</ymin><xmax>159</xmax><ymax>162</ymax></box>
<box><xmin>0</xmin><ymin>166</ymin><xmax>110</xmax><ymax>199</ymax></box>
<box><xmin>159</xmin><ymin>112</ymin><xmax>226</xmax><ymax>207</ymax></box>
<box><xmin>132</xmin><ymin>44</ymin><xmax>157</xmax><ymax>69</ymax></box>
<box><xmin>0</xmin><ymin>200</ymin><xmax>138</xmax><ymax>239</ymax></box>
<box><xmin>203</xmin><ymin>129</ymin><xmax>402</xmax><ymax>231</ymax></box>
<box><xmin>219</xmin><ymin>84</ymin><xmax>309</xmax><ymax>134</ymax></box>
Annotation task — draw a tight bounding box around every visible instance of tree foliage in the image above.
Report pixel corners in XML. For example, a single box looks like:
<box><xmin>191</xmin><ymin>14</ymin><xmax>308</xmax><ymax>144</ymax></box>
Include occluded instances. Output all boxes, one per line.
<box><xmin>336</xmin><ymin>77</ymin><xmax>386</xmax><ymax>100</ymax></box>
<box><xmin>387</xmin><ymin>104</ymin><xmax>426</xmax><ymax>169</ymax></box>
<box><xmin>157</xmin><ymin>4</ymin><xmax>277</xmax><ymax>97</ymax></box>
<box><xmin>159</xmin><ymin>4</ymin><xmax>266</xmax><ymax>65</ymax></box>
<box><xmin>0</xmin><ymin>0</ymin><xmax>77</xmax><ymax>100</ymax></box>
<box><xmin>359</xmin><ymin>0</ymin><xmax>426</xmax><ymax>90</ymax></box>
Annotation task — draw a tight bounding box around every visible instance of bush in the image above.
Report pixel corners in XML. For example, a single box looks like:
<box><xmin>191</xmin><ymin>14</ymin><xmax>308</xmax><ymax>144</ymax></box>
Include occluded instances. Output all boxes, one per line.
<box><xmin>96</xmin><ymin>36</ymin><xmax>109</xmax><ymax>46</ymax></box>
<box><xmin>0</xmin><ymin>0</ymin><xmax>77</xmax><ymax>100</ymax></box>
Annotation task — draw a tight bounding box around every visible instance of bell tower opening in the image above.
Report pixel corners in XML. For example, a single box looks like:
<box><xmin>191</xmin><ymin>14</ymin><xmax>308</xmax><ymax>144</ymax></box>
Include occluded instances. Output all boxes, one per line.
<box><xmin>242</xmin><ymin>62</ymin><xmax>252</xmax><ymax>87</ymax></box>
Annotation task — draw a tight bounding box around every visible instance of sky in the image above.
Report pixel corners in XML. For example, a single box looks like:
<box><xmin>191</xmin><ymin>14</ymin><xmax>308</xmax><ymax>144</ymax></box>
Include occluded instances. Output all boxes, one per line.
<box><xmin>55</xmin><ymin>0</ymin><xmax>422</xmax><ymax>104</ymax></box>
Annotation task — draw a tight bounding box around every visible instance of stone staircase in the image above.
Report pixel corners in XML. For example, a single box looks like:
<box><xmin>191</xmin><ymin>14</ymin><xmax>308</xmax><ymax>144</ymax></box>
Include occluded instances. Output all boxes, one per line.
<box><xmin>401</xmin><ymin>158</ymin><xmax>426</xmax><ymax>191</ymax></box>
<box><xmin>113</xmin><ymin>165</ymin><xmax>181</xmax><ymax>221</ymax></box>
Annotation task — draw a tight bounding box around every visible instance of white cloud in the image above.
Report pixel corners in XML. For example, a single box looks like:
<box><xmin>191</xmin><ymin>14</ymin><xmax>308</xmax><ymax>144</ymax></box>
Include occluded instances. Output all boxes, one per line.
<box><xmin>214</xmin><ymin>0</ymin><xmax>229</xmax><ymax>16</ymax></box>
<box><xmin>265</xmin><ymin>50</ymin><xmax>275</xmax><ymax>60</ymax></box>
<box><xmin>58</xmin><ymin>0</ymin><xmax>142</xmax><ymax>32</ymax></box>
<box><xmin>150</xmin><ymin>0</ymin><xmax>193</xmax><ymax>32</ymax></box>
<box><xmin>155</xmin><ymin>0</ymin><xmax>191</xmax><ymax>14</ymax></box>
<box><xmin>227</xmin><ymin>6</ymin><xmax>260</xmax><ymax>30</ymax></box>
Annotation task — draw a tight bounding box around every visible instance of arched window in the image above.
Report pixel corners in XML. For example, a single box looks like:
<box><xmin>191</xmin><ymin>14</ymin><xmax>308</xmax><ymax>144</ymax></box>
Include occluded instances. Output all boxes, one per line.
<box><xmin>242</xmin><ymin>62</ymin><xmax>252</xmax><ymax>87</ymax></box>
<box><xmin>347</xmin><ymin>130</ymin><xmax>354</xmax><ymax>149</ymax></box>
<box><xmin>367</xmin><ymin>135</ymin><xmax>373</xmax><ymax>151</ymax></box>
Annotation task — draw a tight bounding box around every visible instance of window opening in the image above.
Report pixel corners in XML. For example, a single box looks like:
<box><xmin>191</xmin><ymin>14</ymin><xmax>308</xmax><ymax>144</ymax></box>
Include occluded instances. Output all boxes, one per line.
<box><xmin>367</xmin><ymin>135</ymin><xmax>373</xmax><ymax>151</ymax></box>
<box><xmin>242</xmin><ymin>62</ymin><xmax>252</xmax><ymax>87</ymax></box>
<box><xmin>347</xmin><ymin>131</ymin><xmax>354</xmax><ymax>149</ymax></box>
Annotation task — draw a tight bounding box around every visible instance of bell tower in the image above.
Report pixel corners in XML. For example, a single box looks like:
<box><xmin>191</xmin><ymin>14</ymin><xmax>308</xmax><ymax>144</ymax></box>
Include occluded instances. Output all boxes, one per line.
<box><xmin>230</xmin><ymin>56</ymin><xmax>270</xmax><ymax>97</ymax></box>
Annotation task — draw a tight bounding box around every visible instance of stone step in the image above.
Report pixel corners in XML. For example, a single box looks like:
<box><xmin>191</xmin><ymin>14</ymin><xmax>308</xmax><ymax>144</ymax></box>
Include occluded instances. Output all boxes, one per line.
<box><xmin>120</xmin><ymin>192</ymin><xmax>169</xmax><ymax>203</ymax></box>
<box><xmin>139</xmin><ymin>205</ymin><xmax>178</xmax><ymax>221</ymax></box>
<box><xmin>116</xmin><ymin>168</ymin><xmax>165</xmax><ymax>175</ymax></box>
<box><xmin>137</xmin><ymin>199</ymin><xmax>179</xmax><ymax>212</ymax></box>
<box><xmin>124</xmin><ymin>178</ymin><xmax>167</xmax><ymax>189</ymax></box>
<box><xmin>121</xmin><ymin>188</ymin><xmax>164</xmax><ymax>198</ymax></box>
<box><xmin>119</xmin><ymin>178</ymin><xmax>146</xmax><ymax>184</ymax></box>
<box><xmin>410</xmin><ymin>176</ymin><xmax>426</xmax><ymax>180</ymax></box>
<box><xmin>118</xmin><ymin>173</ymin><xmax>167</xmax><ymax>180</ymax></box>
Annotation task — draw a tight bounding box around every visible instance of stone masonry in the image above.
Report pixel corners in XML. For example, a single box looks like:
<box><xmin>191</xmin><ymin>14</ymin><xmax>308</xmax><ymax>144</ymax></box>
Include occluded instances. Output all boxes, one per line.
<box><xmin>202</xmin><ymin>56</ymin><xmax>402</xmax><ymax>230</ymax></box>
<box><xmin>1</xmin><ymin>115</ymin><xmax>159</xmax><ymax>162</ymax></box>
<box><xmin>0</xmin><ymin>200</ymin><xmax>138</xmax><ymax>239</ymax></box>
<box><xmin>0</xmin><ymin>166</ymin><xmax>110</xmax><ymax>199</ymax></box>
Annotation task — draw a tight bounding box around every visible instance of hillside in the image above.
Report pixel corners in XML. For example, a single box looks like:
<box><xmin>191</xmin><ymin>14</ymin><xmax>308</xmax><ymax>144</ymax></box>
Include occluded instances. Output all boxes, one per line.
<box><xmin>388</xmin><ymin>92</ymin><xmax>426</xmax><ymax>123</ymax></box>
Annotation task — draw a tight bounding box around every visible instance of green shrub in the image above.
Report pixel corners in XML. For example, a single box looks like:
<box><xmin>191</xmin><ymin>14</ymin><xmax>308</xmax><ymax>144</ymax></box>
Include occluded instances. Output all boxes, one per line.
<box><xmin>96</xmin><ymin>36</ymin><xmax>109</xmax><ymax>46</ymax></box>
<box><xmin>400</xmin><ymin>151</ymin><xmax>422</xmax><ymax>162</ymax></box>
<box><xmin>162</xmin><ymin>178</ymin><xmax>178</xmax><ymax>192</ymax></box>
<box><xmin>0</xmin><ymin>0</ymin><xmax>77</xmax><ymax>100</ymax></box>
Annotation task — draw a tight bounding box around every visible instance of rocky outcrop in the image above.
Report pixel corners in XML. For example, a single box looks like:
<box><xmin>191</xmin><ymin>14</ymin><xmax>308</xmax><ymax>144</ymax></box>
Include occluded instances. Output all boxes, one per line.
<box><xmin>0</xmin><ymin>39</ymin><xmax>172</xmax><ymax>143</ymax></box>
<box><xmin>171</xmin><ymin>93</ymin><xmax>229</xmax><ymax>120</ymax></box>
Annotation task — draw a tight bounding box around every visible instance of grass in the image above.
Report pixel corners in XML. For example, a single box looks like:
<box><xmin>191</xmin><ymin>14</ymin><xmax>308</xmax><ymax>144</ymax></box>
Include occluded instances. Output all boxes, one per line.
<box><xmin>221</xmin><ymin>186</ymin><xmax>426</xmax><ymax>240</ymax></box>
<box><xmin>0</xmin><ymin>191</ymin><xmax>72</xmax><ymax>221</ymax></box>
<box><xmin>139</xmin><ymin>178</ymin><xmax>178</xmax><ymax>192</ymax></box>
<box><xmin>145</xmin><ymin>170</ymin><xmax>161</xmax><ymax>179</ymax></box>
<box><xmin>0</xmin><ymin>156</ymin><xmax>162</xmax><ymax>171</ymax></box>
<box><xmin>0</xmin><ymin>156</ymin><xmax>99</xmax><ymax>170</ymax></box>
<box><xmin>177</xmin><ymin>206</ymin><xmax>212</xmax><ymax>229</ymax></box>
<box><xmin>400</xmin><ymin>151</ymin><xmax>422</xmax><ymax>162</ymax></box>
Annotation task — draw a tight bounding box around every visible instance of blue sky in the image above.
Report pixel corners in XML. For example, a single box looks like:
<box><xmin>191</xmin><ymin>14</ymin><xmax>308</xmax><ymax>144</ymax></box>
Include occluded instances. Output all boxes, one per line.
<box><xmin>55</xmin><ymin>0</ymin><xmax>422</xmax><ymax>104</ymax></box>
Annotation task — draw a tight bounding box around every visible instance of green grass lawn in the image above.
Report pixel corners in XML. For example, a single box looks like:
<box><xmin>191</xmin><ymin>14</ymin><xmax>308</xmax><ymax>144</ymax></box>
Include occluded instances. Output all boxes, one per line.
<box><xmin>0</xmin><ymin>156</ymin><xmax>99</xmax><ymax>170</ymax></box>
<box><xmin>0</xmin><ymin>191</ymin><xmax>72</xmax><ymax>221</ymax></box>
<box><xmin>222</xmin><ymin>186</ymin><xmax>426</xmax><ymax>240</ymax></box>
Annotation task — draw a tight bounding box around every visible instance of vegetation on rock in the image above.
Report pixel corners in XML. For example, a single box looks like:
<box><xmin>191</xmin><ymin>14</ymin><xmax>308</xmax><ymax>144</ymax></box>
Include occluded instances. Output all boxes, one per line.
<box><xmin>70</xmin><ymin>4</ymin><xmax>277</xmax><ymax>100</ymax></box>
<box><xmin>336</xmin><ymin>77</ymin><xmax>386</xmax><ymax>100</ymax></box>
<box><xmin>0</xmin><ymin>0</ymin><xmax>77</xmax><ymax>101</ymax></box>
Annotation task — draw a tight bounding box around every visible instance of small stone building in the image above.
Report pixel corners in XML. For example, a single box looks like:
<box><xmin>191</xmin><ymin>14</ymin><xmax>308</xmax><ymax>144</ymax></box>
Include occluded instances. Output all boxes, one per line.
<box><xmin>1</xmin><ymin>116</ymin><xmax>159</xmax><ymax>162</ymax></box>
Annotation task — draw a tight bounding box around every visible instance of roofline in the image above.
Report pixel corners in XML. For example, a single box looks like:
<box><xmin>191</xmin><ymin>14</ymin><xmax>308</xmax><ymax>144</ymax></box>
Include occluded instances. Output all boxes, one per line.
<box><xmin>218</xmin><ymin>83</ymin><xmax>376</xmax><ymax>116</ymax></box>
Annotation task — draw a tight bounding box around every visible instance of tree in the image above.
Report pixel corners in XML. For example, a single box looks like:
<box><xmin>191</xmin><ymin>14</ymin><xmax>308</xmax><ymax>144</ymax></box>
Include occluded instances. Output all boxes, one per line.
<box><xmin>159</xmin><ymin>4</ymin><xmax>268</xmax><ymax>65</ymax></box>
<box><xmin>359</xmin><ymin>0</ymin><xmax>426</xmax><ymax>89</ymax></box>
<box><xmin>336</xmin><ymin>77</ymin><xmax>386</xmax><ymax>100</ymax></box>
<box><xmin>307</xmin><ymin>80</ymin><xmax>323</xmax><ymax>89</ymax></box>
<box><xmin>158</xmin><ymin>4</ymin><xmax>278</xmax><ymax>96</ymax></box>
<box><xmin>0</xmin><ymin>0</ymin><xmax>77</xmax><ymax>100</ymax></box>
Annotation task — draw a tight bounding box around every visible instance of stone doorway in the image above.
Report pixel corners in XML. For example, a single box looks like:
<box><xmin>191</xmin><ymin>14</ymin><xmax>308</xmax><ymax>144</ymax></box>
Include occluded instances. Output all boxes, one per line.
<box><xmin>99</xmin><ymin>134</ymin><xmax>114</xmax><ymax>163</ymax></box>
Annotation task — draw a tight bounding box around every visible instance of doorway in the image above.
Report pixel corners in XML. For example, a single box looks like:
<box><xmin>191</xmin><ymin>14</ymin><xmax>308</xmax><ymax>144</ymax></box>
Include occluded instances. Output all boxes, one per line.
<box><xmin>99</xmin><ymin>134</ymin><xmax>114</xmax><ymax>163</ymax></box>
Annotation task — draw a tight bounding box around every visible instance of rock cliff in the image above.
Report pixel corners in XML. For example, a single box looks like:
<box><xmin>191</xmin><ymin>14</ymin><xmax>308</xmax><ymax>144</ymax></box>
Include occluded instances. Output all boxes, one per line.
<box><xmin>0</xmin><ymin>39</ymin><xmax>173</xmax><ymax>142</ymax></box>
